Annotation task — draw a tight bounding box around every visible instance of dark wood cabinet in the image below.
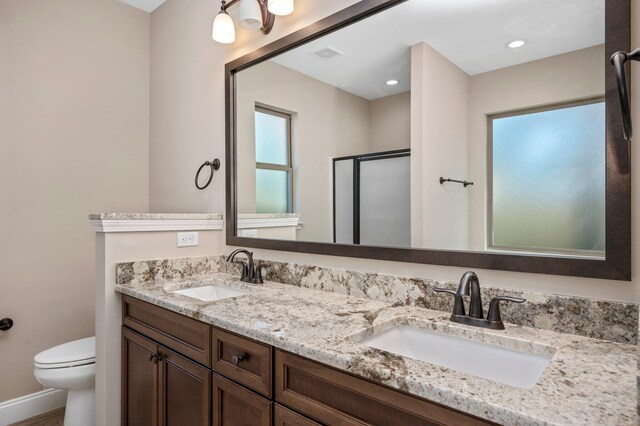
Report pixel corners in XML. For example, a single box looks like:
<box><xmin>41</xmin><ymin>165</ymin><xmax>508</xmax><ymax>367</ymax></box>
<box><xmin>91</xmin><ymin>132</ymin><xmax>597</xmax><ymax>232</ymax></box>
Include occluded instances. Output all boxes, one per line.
<box><xmin>274</xmin><ymin>404</ymin><xmax>321</xmax><ymax>426</ymax></box>
<box><xmin>122</xmin><ymin>327</ymin><xmax>157</xmax><ymax>426</ymax></box>
<box><xmin>213</xmin><ymin>373</ymin><xmax>272</xmax><ymax>426</ymax></box>
<box><xmin>122</xmin><ymin>296</ymin><xmax>496</xmax><ymax>426</ymax></box>
<box><xmin>122</xmin><ymin>327</ymin><xmax>211</xmax><ymax>426</ymax></box>
<box><xmin>275</xmin><ymin>350</ymin><xmax>495</xmax><ymax>426</ymax></box>
<box><xmin>123</xmin><ymin>295</ymin><xmax>211</xmax><ymax>367</ymax></box>
<box><xmin>212</xmin><ymin>327</ymin><xmax>272</xmax><ymax>397</ymax></box>
<box><xmin>159</xmin><ymin>347</ymin><xmax>211</xmax><ymax>426</ymax></box>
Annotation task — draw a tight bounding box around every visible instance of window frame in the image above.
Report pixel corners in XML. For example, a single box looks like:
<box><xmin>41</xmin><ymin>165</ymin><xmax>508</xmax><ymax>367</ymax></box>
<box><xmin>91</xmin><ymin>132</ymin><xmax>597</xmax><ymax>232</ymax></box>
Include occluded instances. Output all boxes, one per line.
<box><xmin>486</xmin><ymin>96</ymin><xmax>606</xmax><ymax>257</ymax></box>
<box><xmin>254</xmin><ymin>105</ymin><xmax>294</xmax><ymax>214</ymax></box>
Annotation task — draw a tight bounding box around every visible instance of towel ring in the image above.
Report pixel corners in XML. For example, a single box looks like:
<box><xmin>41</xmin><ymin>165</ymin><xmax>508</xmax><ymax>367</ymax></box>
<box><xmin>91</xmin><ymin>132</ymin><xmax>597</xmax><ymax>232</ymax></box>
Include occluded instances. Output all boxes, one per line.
<box><xmin>610</xmin><ymin>48</ymin><xmax>640</xmax><ymax>141</ymax></box>
<box><xmin>195</xmin><ymin>159</ymin><xmax>221</xmax><ymax>190</ymax></box>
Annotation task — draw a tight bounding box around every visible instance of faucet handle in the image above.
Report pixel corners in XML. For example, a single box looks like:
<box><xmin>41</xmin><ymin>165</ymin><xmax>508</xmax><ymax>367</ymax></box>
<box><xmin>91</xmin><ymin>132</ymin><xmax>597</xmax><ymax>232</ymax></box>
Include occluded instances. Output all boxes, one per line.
<box><xmin>433</xmin><ymin>287</ymin><xmax>465</xmax><ymax>316</ymax></box>
<box><xmin>487</xmin><ymin>296</ymin><xmax>526</xmax><ymax>324</ymax></box>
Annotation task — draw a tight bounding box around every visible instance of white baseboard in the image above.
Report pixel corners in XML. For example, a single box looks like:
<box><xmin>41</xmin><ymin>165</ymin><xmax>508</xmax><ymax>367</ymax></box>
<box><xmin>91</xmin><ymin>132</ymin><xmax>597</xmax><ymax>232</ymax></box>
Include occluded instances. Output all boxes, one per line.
<box><xmin>0</xmin><ymin>389</ymin><xmax>66</xmax><ymax>425</ymax></box>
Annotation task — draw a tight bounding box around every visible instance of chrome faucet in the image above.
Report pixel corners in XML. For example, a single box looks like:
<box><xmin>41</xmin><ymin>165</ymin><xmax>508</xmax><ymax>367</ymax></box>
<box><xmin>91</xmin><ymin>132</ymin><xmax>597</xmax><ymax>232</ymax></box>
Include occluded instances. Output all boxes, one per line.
<box><xmin>226</xmin><ymin>249</ymin><xmax>264</xmax><ymax>284</ymax></box>
<box><xmin>434</xmin><ymin>271</ymin><xmax>525</xmax><ymax>330</ymax></box>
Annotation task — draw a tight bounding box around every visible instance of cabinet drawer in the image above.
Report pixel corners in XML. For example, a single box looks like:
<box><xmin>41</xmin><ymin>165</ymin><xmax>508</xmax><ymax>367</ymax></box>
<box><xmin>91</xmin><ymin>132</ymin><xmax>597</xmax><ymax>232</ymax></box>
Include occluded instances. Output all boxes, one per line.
<box><xmin>123</xmin><ymin>295</ymin><xmax>211</xmax><ymax>367</ymax></box>
<box><xmin>212</xmin><ymin>327</ymin><xmax>272</xmax><ymax>397</ymax></box>
<box><xmin>274</xmin><ymin>404</ymin><xmax>321</xmax><ymax>426</ymax></box>
<box><xmin>213</xmin><ymin>373</ymin><xmax>272</xmax><ymax>426</ymax></box>
<box><xmin>275</xmin><ymin>350</ymin><xmax>496</xmax><ymax>426</ymax></box>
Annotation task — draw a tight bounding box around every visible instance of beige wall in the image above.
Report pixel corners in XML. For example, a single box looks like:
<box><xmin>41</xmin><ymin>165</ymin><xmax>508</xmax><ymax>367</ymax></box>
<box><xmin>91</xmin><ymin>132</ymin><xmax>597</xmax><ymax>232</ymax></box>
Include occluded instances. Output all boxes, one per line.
<box><xmin>467</xmin><ymin>45</ymin><xmax>605</xmax><ymax>251</ymax></box>
<box><xmin>149</xmin><ymin>0</ymin><xmax>640</xmax><ymax>304</ymax></box>
<box><xmin>410</xmin><ymin>44</ymin><xmax>603</xmax><ymax>253</ymax></box>
<box><xmin>149</xmin><ymin>0</ymin><xmax>364</xmax><ymax>216</ymax></box>
<box><xmin>370</xmin><ymin>91</ymin><xmax>411</xmax><ymax>152</ymax></box>
<box><xmin>236</xmin><ymin>60</ymin><xmax>371</xmax><ymax>242</ymax></box>
<box><xmin>95</xmin><ymin>229</ymin><xmax>223</xmax><ymax>425</ymax></box>
<box><xmin>0</xmin><ymin>0</ymin><xmax>150</xmax><ymax>402</ymax></box>
<box><xmin>411</xmin><ymin>42</ymin><xmax>470</xmax><ymax>250</ymax></box>
<box><xmin>236</xmin><ymin>60</ymin><xmax>409</xmax><ymax>243</ymax></box>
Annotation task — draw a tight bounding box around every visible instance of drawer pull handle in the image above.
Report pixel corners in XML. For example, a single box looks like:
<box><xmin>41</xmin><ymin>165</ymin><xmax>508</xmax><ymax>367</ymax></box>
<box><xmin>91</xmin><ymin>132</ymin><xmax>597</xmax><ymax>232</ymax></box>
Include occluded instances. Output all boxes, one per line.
<box><xmin>231</xmin><ymin>354</ymin><xmax>245</xmax><ymax>366</ymax></box>
<box><xmin>147</xmin><ymin>353</ymin><xmax>163</xmax><ymax>364</ymax></box>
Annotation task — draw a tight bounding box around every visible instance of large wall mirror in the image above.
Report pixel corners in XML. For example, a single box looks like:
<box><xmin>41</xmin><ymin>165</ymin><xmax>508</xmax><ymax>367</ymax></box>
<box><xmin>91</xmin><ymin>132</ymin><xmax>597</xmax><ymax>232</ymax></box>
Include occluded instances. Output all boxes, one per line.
<box><xmin>226</xmin><ymin>0</ymin><xmax>631</xmax><ymax>280</ymax></box>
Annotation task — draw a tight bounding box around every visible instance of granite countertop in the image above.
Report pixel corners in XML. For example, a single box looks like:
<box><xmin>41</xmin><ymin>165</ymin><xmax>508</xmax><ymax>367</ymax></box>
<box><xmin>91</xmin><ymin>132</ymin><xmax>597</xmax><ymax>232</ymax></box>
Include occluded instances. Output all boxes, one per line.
<box><xmin>90</xmin><ymin>213</ymin><xmax>223</xmax><ymax>220</ymax></box>
<box><xmin>115</xmin><ymin>274</ymin><xmax>636</xmax><ymax>426</ymax></box>
<box><xmin>237</xmin><ymin>213</ymin><xmax>300</xmax><ymax>218</ymax></box>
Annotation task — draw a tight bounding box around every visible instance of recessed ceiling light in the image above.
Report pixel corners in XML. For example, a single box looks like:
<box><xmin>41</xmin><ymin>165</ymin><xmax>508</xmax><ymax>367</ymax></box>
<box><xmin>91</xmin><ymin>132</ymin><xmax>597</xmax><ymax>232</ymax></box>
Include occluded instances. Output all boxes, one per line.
<box><xmin>506</xmin><ymin>40</ymin><xmax>526</xmax><ymax>49</ymax></box>
<box><xmin>386</xmin><ymin>80</ymin><xmax>399</xmax><ymax>86</ymax></box>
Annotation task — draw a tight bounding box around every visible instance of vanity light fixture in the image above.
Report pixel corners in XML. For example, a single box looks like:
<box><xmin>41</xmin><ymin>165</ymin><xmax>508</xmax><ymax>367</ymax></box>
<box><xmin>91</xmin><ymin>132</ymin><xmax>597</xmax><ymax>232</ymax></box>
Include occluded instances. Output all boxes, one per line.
<box><xmin>386</xmin><ymin>79</ymin><xmax>399</xmax><ymax>86</ymax></box>
<box><xmin>267</xmin><ymin>0</ymin><xmax>294</xmax><ymax>16</ymax></box>
<box><xmin>212</xmin><ymin>0</ymin><xmax>294</xmax><ymax>44</ymax></box>
<box><xmin>506</xmin><ymin>39</ymin><xmax>526</xmax><ymax>49</ymax></box>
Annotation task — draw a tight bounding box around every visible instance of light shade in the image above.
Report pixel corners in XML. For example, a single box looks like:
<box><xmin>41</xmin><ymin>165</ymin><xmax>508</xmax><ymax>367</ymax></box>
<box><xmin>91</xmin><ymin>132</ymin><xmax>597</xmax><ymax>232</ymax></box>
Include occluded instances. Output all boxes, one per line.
<box><xmin>239</xmin><ymin>0</ymin><xmax>262</xmax><ymax>31</ymax></box>
<box><xmin>212</xmin><ymin>10</ymin><xmax>236</xmax><ymax>44</ymax></box>
<box><xmin>268</xmin><ymin>0</ymin><xmax>294</xmax><ymax>16</ymax></box>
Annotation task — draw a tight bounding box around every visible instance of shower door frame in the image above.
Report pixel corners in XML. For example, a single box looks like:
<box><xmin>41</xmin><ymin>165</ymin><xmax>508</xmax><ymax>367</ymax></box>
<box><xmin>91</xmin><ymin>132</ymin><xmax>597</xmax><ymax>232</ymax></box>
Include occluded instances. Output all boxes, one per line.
<box><xmin>332</xmin><ymin>149</ymin><xmax>411</xmax><ymax>245</ymax></box>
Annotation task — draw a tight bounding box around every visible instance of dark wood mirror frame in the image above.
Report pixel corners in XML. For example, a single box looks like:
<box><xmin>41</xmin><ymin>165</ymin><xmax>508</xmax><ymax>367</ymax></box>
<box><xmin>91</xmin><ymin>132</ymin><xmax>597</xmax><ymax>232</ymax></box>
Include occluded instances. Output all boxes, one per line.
<box><xmin>226</xmin><ymin>0</ymin><xmax>631</xmax><ymax>281</ymax></box>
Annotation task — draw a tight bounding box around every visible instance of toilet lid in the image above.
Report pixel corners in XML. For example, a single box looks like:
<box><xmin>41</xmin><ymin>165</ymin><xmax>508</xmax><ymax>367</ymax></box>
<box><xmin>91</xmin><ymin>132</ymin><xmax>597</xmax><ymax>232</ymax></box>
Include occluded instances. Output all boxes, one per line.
<box><xmin>34</xmin><ymin>336</ymin><xmax>95</xmax><ymax>369</ymax></box>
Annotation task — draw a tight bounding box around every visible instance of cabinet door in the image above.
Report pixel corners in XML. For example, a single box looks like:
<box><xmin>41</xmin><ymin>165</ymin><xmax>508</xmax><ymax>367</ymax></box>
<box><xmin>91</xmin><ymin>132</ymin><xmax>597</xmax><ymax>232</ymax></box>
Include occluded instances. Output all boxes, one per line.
<box><xmin>274</xmin><ymin>404</ymin><xmax>321</xmax><ymax>426</ymax></box>
<box><xmin>122</xmin><ymin>327</ymin><xmax>158</xmax><ymax>426</ymax></box>
<box><xmin>159</xmin><ymin>347</ymin><xmax>211</xmax><ymax>426</ymax></box>
<box><xmin>213</xmin><ymin>373</ymin><xmax>272</xmax><ymax>426</ymax></box>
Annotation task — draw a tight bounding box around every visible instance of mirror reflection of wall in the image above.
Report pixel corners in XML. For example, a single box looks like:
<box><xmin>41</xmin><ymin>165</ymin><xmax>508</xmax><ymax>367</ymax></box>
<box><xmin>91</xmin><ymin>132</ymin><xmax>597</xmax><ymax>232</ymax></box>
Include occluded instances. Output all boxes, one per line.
<box><xmin>236</xmin><ymin>58</ymin><xmax>411</xmax><ymax>243</ymax></box>
<box><xmin>235</xmin><ymin>0</ymin><xmax>605</xmax><ymax>258</ymax></box>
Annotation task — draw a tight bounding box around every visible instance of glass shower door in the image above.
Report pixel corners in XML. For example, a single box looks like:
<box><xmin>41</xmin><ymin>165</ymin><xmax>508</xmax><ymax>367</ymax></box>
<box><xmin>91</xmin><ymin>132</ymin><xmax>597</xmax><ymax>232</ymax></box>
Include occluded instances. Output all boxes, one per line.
<box><xmin>359</xmin><ymin>155</ymin><xmax>411</xmax><ymax>247</ymax></box>
<box><xmin>333</xmin><ymin>151</ymin><xmax>410</xmax><ymax>247</ymax></box>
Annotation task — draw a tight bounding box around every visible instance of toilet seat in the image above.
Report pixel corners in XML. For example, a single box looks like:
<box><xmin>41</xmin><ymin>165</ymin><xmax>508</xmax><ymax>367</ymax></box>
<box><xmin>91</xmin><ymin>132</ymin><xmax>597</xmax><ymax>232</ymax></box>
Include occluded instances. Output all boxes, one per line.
<box><xmin>34</xmin><ymin>336</ymin><xmax>95</xmax><ymax>369</ymax></box>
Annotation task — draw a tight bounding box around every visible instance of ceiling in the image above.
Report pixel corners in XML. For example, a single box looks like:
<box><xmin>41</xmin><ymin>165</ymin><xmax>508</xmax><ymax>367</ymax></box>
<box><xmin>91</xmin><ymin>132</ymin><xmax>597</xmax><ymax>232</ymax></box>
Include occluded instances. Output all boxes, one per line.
<box><xmin>118</xmin><ymin>0</ymin><xmax>167</xmax><ymax>13</ymax></box>
<box><xmin>271</xmin><ymin>0</ymin><xmax>605</xmax><ymax>100</ymax></box>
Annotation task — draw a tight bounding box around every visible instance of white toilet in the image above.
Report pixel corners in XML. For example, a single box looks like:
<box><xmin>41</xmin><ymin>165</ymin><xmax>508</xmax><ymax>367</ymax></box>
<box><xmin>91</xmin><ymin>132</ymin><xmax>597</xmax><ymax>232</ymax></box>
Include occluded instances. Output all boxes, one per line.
<box><xmin>33</xmin><ymin>336</ymin><xmax>96</xmax><ymax>426</ymax></box>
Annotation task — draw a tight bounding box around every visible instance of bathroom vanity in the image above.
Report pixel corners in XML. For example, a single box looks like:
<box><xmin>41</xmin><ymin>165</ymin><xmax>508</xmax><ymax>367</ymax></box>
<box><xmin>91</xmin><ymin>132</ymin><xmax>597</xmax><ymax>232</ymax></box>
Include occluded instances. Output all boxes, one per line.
<box><xmin>121</xmin><ymin>295</ymin><xmax>492</xmax><ymax>425</ymax></box>
<box><xmin>115</xmin><ymin>273</ymin><xmax>636</xmax><ymax>425</ymax></box>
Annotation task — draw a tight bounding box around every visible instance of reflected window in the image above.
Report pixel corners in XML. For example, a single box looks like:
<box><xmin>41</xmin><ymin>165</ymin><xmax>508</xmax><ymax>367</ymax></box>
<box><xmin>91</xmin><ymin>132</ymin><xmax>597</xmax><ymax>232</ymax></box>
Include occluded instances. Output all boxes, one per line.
<box><xmin>489</xmin><ymin>99</ymin><xmax>605</xmax><ymax>256</ymax></box>
<box><xmin>255</xmin><ymin>106</ymin><xmax>293</xmax><ymax>213</ymax></box>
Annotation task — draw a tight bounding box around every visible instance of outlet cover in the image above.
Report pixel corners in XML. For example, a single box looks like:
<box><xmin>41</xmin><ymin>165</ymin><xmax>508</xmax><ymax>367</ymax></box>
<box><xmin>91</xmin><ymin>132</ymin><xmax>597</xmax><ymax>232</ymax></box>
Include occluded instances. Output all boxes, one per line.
<box><xmin>240</xmin><ymin>229</ymin><xmax>258</xmax><ymax>238</ymax></box>
<box><xmin>177</xmin><ymin>232</ymin><xmax>199</xmax><ymax>247</ymax></box>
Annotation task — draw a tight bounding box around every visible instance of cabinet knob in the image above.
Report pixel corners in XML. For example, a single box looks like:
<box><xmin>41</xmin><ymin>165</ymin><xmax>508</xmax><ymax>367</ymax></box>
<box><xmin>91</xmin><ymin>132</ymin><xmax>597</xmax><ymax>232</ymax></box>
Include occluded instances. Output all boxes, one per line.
<box><xmin>147</xmin><ymin>353</ymin><xmax>163</xmax><ymax>364</ymax></box>
<box><xmin>0</xmin><ymin>318</ymin><xmax>13</xmax><ymax>331</ymax></box>
<box><xmin>231</xmin><ymin>354</ymin><xmax>245</xmax><ymax>366</ymax></box>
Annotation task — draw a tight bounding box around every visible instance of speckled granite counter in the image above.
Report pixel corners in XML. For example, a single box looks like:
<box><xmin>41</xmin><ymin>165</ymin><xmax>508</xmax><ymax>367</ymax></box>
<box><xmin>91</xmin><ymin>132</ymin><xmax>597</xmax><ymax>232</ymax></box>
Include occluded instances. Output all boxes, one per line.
<box><xmin>115</xmin><ymin>274</ymin><xmax>636</xmax><ymax>426</ymax></box>
<box><xmin>89</xmin><ymin>213</ymin><xmax>223</xmax><ymax>220</ymax></box>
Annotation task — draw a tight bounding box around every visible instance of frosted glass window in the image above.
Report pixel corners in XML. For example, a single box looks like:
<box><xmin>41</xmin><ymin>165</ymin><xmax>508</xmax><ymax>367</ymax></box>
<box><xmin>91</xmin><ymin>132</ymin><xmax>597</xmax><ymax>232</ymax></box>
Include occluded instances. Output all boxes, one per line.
<box><xmin>490</xmin><ymin>100</ymin><xmax>605</xmax><ymax>255</ymax></box>
<box><xmin>255</xmin><ymin>109</ymin><xmax>289</xmax><ymax>165</ymax></box>
<box><xmin>256</xmin><ymin>169</ymin><xmax>291</xmax><ymax>213</ymax></box>
<box><xmin>255</xmin><ymin>106</ymin><xmax>293</xmax><ymax>213</ymax></box>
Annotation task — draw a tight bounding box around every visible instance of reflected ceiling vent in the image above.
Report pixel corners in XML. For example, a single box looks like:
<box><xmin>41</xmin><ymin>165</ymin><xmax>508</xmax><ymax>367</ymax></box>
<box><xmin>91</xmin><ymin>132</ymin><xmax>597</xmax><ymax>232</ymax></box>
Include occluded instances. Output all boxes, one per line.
<box><xmin>311</xmin><ymin>46</ymin><xmax>343</xmax><ymax>60</ymax></box>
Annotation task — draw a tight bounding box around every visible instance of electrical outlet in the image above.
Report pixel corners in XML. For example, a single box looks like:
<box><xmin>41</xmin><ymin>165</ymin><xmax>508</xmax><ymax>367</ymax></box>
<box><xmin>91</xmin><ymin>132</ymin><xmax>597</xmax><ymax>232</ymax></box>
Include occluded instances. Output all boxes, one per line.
<box><xmin>177</xmin><ymin>232</ymin><xmax>199</xmax><ymax>247</ymax></box>
<box><xmin>240</xmin><ymin>229</ymin><xmax>258</xmax><ymax>238</ymax></box>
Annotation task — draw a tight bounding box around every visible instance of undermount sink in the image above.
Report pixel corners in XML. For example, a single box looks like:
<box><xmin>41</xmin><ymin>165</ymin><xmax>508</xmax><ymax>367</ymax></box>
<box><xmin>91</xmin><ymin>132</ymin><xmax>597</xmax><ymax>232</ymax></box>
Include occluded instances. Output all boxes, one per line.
<box><xmin>173</xmin><ymin>285</ymin><xmax>249</xmax><ymax>302</ymax></box>
<box><xmin>361</xmin><ymin>325</ymin><xmax>552</xmax><ymax>389</ymax></box>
